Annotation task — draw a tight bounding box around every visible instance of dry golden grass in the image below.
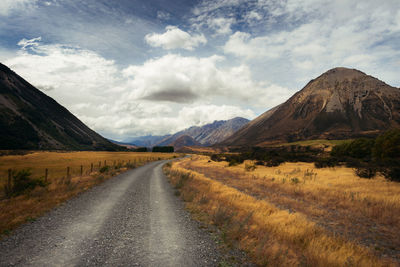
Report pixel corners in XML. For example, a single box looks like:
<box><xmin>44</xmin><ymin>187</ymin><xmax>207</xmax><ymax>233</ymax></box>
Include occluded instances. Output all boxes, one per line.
<box><xmin>166</xmin><ymin>156</ymin><xmax>399</xmax><ymax>266</ymax></box>
<box><xmin>0</xmin><ymin>151</ymin><xmax>177</xmax><ymax>235</ymax></box>
<box><xmin>0</xmin><ymin>151</ymin><xmax>176</xmax><ymax>185</ymax></box>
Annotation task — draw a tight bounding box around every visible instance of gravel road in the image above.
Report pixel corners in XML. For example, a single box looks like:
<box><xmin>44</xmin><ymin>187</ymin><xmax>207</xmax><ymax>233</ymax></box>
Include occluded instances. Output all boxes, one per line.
<box><xmin>0</xmin><ymin>160</ymin><xmax>222</xmax><ymax>266</ymax></box>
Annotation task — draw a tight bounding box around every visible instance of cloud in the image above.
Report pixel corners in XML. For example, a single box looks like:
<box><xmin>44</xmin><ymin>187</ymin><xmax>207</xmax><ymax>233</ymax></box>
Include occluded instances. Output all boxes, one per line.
<box><xmin>0</xmin><ymin>0</ymin><xmax>37</xmax><ymax>16</ymax></box>
<box><xmin>3</xmin><ymin>37</ymin><xmax>265</xmax><ymax>139</ymax></box>
<box><xmin>145</xmin><ymin>26</ymin><xmax>207</xmax><ymax>50</ymax></box>
<box><xmin>17</xmin><ymin>37</ymin><xmax>42</xmax><ymax>50</ymax></box>
<box><xmin>122</xmin><ymin>54</ymin><xmax>291</xmax><ymax>107</ymax></box>
<box><xmin>221</xmin><ymin>0</ymin><xmax>400</xmax><ymax>87</ymax></box>
<box><xmin>157</xmin><ymin>11</ymin><xmax>171</xmax><ymax>20</ymax></box>
<box><xmin>207</xmin><ymin>17</ymin><xmax>235</xmax><ymax>35</ymax></box>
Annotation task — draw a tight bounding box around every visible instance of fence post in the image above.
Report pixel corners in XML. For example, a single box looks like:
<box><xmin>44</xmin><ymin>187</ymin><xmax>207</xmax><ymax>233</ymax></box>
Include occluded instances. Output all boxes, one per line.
<box><xmin>113</xmin><ymin>160</ymin><xmax>116</xmax><ymax>167</ymax></box>
<box><xmin>45</xmin><ymin>168</ymin><xmax>48</xmax><ymax>183</ymax></box>
<box><xmin>67</xmin><ymin>167</ymin><xmax>70</xmax><ymax>178</ymax></box>
<box><xmin>91</xmin><ymin>163</ymin><xmax>93</xmax><ymax>173</ymax></box>
<box><xmin>99</xmin><ymin>161</ymin><xmax>101</xmax><ymax>168</ymax></box>
<box><xmin>80</xmin><ymin>165</ymin><xmax>83</xmax><ymax>176</ymax></box>
<box><xmin>104</xmin><ymin>160</ymin><xmax>106</xmax><ymax>166</ymax></box>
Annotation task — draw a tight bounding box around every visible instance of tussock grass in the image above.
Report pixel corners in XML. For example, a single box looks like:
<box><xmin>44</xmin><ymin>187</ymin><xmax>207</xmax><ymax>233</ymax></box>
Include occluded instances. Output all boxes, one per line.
<box><xmin>0</xmin><ymin>151</ymin><xmax>177</xmax><ymax>235</ymax></box>
<box><xmin>165</xmin><ymin>157</ymin><xmax>397</xmax><ymax>266</ymax></box>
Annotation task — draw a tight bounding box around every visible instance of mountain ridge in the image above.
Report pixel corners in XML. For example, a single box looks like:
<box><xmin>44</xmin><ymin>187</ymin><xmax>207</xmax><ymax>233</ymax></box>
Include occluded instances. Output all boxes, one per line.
<box><xmin>0</xmin><ymin>63</ymin><xmax>122</xmax><ymax>150</ymax></box>
<box><xmin>221</xmin><ymin>67</ymin><xmax>400</xmax><ymax>146</ymax></box>
<box><xmin>156</xmin><ymin>117</ymin><xmax>249</xmax><ymax>147</ymax></box>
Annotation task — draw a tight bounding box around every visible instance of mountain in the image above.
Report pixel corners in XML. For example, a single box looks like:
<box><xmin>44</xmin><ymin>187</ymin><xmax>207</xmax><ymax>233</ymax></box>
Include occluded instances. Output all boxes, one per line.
<box><xmin>170</xmin><ymin>135</ymin><xmax>201</xmax><ymax>149</ymax></box>
<box><xmin>156</xmin><ymin>117</ymin><xmax>249</xmax><ymax>147</ymax></box>
<box><xmin>123</xmin><ymin>135</ymin><xmax>171</xmax><ymax>147</ymax></box>
<box><xmin>0</xmin><ymin>63</ymin><xmax>122</xmax><ymax>150</ymax></box>
<box><xmin>221</xmin><ymin>67</ymin><xmax>400</xmax><ymax>146</ymax></box>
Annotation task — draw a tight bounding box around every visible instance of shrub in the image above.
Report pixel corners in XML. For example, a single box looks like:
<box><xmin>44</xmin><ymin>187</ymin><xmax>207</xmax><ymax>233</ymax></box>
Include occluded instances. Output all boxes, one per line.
<box><xmin>290</xmin><ymin>177</ymin><xmax>300</xmax><ymax>184</ymax></box>
<box><xmin>382</xmin><ymin>167</ymin><xmax>400</xmax><ymax>182</ymax></box>
<box><xmin>355</xmin><ymin>167</ymin><xmax>377</xmax><ymax>179</ymax></box>
<box><xmin>331</xmin><ymin>138</ymin><xmax>374</xmax><ymax>159</ymax></box>
<box><xmin>265</xmin><ymin>158</ymin><xmax>284</xmax><ymax>167</ymax></box>
<box><xmin>228</xmin><ymin>158</ymin><xmax>240</xmax><ymax>166</ymax></box>
<box><xmin>152</xmin><ymin>146</ymin><xmax>174</xmax><ymax>153</ymax></box>
<box><xmin>210</xmin><ymin>154</ymin><xmax>223</xmax><ymax>162</ymax></box>
<box><xmin>373</xmin><ymin>129</ymin><xmax>400</xmax><ymax>161</ymax></box>
<box><xmin>99</xmin><ymin>165</ymin><xmax>110</xmax><ymax>173</ymax></box>
<box><xmin>244</xmin><ymin>163</ymin><xmax>256</xmax><ymax>171</ymax></box>
<box><xmin>4</xmin><ymin>169</ymin><xmax>47</xmax><ymax>198</ymax></box>
<box><xmin>134</xmin><ymin>147</ymin><xmax>148</xmax><ymax>152</ymax></box>
<box><xmin>314</xmin><ymin>157</ymin><xmax>338</xmax><ymax>168</ymax></box>
<box><xmin>255</xmin><ymin>160</ymin><xmax>264</xmax><ymax>166</ymax></box>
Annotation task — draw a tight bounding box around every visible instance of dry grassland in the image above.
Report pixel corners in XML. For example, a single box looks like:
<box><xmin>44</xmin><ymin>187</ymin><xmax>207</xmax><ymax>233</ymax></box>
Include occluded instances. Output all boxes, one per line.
<box><xmin>165</xmin><ymin>156</ymin><xmax>399</xmax><ymax>266</ymax></box>
<box><xmin>0</xmin><ymin>151</ymin><xmax>177</xmax><ymax>235</ymax></box>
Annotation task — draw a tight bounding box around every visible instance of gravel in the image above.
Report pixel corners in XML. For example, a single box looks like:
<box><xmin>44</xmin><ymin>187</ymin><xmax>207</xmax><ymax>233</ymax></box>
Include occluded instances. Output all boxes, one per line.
<box><xmin>0</xmin><ymin>160</ymin><xmax>222</xmax><ymax>266</ymax></box>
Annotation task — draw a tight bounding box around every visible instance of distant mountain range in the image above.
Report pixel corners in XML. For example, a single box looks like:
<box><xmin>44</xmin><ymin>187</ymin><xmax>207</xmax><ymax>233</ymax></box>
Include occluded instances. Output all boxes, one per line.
<box><xmin>0</xmin><ymin>63</ymin><xmax>122</xmax><ymax>150</ymax></box>
<box><xmin>126</xmin><ymin>117</ymin><xmax>249</xmax><ymax>147</ymax></box>
<box><xmin>221</xmin><ymin>67</ymin><xmax>400</xmax><ymax>146</ymax></box>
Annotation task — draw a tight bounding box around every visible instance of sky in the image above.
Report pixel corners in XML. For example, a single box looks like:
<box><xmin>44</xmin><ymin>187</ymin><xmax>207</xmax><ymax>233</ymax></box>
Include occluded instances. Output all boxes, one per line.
<box><xmin>1</xmin><ymin>0</ymin><xmax>399</xmax><ymax>141</ymax></box>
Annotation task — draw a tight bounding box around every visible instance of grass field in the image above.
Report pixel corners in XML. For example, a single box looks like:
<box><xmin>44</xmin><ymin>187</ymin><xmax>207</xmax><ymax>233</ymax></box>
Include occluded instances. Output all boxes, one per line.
<box><xmin>0</xmin><ymin>151</ymin><xmax>178</xmax><ymax>235</ymax></box>
<box><xmin>165</xmin><ymin>156</ymin><xmax>399</xmax><ymax>266</ymax></box>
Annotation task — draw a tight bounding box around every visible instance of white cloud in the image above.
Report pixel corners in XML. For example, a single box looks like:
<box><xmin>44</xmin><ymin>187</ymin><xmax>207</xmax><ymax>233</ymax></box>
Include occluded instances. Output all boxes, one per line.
<box><xmin>207</xmin><ymin>17</ymin><xmax>235</xmax><ymax>35</ymax></box>
<box><xmin>222</xmin><ymin>1</ymin><xmax>400</xmax><ymax>87</ymax></box>
<box><xmin>3</xmin><ymin>38</ymin><xmax>270</xmax><ymax>139</ymax></box>
<box><xmin>145</xmin><ymin>26</ymin><xmax>207</xmax><ymax>50</ymax></box>
<box><xmin>0</xmin><ymin>0</ymin><xmax>37</xmax><ymax>16</ymax></box>
<box><xmin>157</xmin><ymin>11</ymin><xmax>171</xmax><ymax>20</ymax></box>
<box><xmin>245</xmin><ymin>11</ymin><xmax>262</xmax><ymax>21</ymax></box>
<box><xmin>122</xmin><ymin>54</ymin><xmax>291</xmax><ymax>107</ymax></box>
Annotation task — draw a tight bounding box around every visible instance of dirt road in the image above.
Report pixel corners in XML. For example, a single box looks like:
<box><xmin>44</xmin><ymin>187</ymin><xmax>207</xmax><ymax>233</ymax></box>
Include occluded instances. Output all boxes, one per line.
<box><xmin>0</xmin><ymin>160</ymin><xmax>221</xmax><ymax>266</ymax></box>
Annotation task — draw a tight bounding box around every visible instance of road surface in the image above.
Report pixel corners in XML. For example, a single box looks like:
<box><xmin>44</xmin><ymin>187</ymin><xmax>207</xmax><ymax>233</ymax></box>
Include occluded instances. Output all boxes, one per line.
<box><xmin>0</xmin><ymin>160</ymin><xmax>221</xmax><ymax>266</ymax></box>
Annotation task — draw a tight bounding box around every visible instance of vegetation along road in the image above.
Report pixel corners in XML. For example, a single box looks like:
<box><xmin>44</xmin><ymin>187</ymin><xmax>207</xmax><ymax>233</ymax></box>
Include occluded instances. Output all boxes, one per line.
<box><xmin>0</xmin><ymin>160</ymin><xmax>221</xmax><ymax>266</ymax></box>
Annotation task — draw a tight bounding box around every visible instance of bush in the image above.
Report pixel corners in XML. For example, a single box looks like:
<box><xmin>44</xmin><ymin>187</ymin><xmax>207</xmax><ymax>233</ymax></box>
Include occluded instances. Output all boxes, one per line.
<box><xmin>355</xmin><ymin>167</ymin><xmax>377</xmax><ymax>179</ymax></box>
<box><xmin>152</xmin><ymin>146</ymin><xmax>174</xmax><ymax>153</ymax></box>
<box><xmin>99</xmin><ymin>165</ymin><xmax>110</xmax><ymax>173</ymax></box>
<box><xmin>134</xmin><ymin>147</ymin><xmax>147</xmax><ymax>152</ymax></box>
<box><xmin>265</xmin><ymin>158</ymin><xmax>284</xmax><ymax>167</ymax></box>
<box><xmin>314</xmin><ymin>157</ymin><xmax>338</xmax><ymax>168</ymax></box>
<box><xmin>210</xmin><ymin>154</ymin><xmax>224</xmax><ymax>162</ymax></box>
<box><xmin>331</xmin><ymin>138</ymin><xmax>374</xmax><ymax>159</ymax></box>
<box><xmin>228</xmin><ymin>158</ymin><xmax>240</xmax><ymax>166</ymax></box>
<box><xmin>373</xmin><ymin>129</ymin><xmax>400</xmax><ymax>161</ymax></box>
<box><xmin>4</xmin><ymin>169</ymin><xmax>46</xmax><ymax>198</ymax></box>
<box><xmin>244</xmin><ymin>163</ymin><xmax>256</xmax><ymax>171</ymax></box>
<box><xmin>382</xmin><ymin>167</ymin><xmax>400</xmax><ymax>182</ymax></box>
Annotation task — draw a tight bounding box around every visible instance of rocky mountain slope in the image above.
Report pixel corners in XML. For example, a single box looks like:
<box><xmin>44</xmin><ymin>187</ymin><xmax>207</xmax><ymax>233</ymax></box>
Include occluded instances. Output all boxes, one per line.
<box><xmin>0</xmin><ymin>63</ymin><xmax>122</xmax><ymax>150</ymax></box>
<box><xmin>156</xmin><ymin>117</ymin><xmax>249</xmax><ymax>147</ymax></box>
<box><xmin>221</xmin><ymin>67</ymin><xmax>400</xmax><ymax>146</ymax></box>
<box><xmin>170</xmin><ymin>135</ymin><xmax>202</xmax><ymax>149</ymax></box>
<box><xmin>124</xmin><ymin>135</ymin><xmax>171</xmax><ymax>147</ymax></box>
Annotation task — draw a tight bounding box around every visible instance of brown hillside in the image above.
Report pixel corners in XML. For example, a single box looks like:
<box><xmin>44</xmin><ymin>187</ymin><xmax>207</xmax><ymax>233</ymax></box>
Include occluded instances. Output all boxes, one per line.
<box><xmin>221</xmin><ymin>67</ymin><xmax>400</xmax><ymax>146</ymax></box>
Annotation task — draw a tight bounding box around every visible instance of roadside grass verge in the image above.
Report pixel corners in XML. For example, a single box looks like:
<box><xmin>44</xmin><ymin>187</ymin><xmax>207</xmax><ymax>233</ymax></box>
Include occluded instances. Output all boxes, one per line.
<box><xmin>0</xmin><ymin>152</ymin><xmax>177</xmax><ymax>236</ymax></box>
<box><xmin>164</xmin><ymin>159</ymin><xmax>394</xmax><ymax>266</ymax></box>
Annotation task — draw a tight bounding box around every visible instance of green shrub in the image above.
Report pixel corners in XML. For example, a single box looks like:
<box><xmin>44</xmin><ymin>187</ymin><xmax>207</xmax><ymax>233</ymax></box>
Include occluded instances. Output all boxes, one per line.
<box><xmin>152</xmin><ymin>146</ymin><xmax>174</xmax><ymax>153</ymax></box>
<box><xmin>373</xmin><ymin>129</ymin><xmax>400</xmax><ymax>161</ymax></box>
<box><xmin>331</xmin><ymin>138</ymin><xmax>374</xmax><ymax>159</ymax></box>
<box><xmin>99</xmin><ymin>165</ymin><xmax>110</xmax><ymax>173</ymax></box>
<box><xmin>4</xmin><ymin>169</ymin><xmax>47</xmax><ymax>198</ymax></box>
